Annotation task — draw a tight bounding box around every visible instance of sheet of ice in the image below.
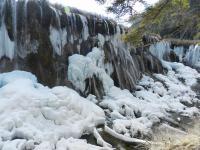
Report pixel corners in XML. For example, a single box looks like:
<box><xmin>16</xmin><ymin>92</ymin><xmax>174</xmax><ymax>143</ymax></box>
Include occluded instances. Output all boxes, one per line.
<box><xmin>174</xmin><ymin>46</ymin><xmax>184</xmax><ymax>61</ymax></box>
<box><xmin>0</xmin><ymin>71</ymin><xmax>105</xmax><ymax>149</ymax></box>
<box><xmin>0</xmin><ymin>22</ymin><xmax>15</xmax><ymax>60</ymax></box>
<box><xmin>79</xmin><ymin>15</ymin><xmax>89</xmax><ymax>41</ymax></box>
<box><xmin>149</xmin><ymin>41</ymin><xmax>171</xmax><ymax>60</ymax></box>
<box><xmin>49</xmin><ymin>25</ymin><xmax>67</xmax><ymax>55</ymax></box>
<box><xmin>149</xmin><ymin>41</ymin><xmax>200</xmax><ymax>69</ymax></box>
<box><xmin>185</xmin><ymin>44</ymin><xmax>200</xmax><ymax>68</ymax></box>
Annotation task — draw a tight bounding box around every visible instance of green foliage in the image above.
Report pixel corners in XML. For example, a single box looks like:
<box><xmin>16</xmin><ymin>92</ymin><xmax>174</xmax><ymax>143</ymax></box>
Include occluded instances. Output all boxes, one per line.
<box><xmin>64</xmin><ymin>7</ymin><xmax>70</xmax><ymax>14</ymax></box>
<box><xmin>194</xmin><ymin>33</ymin><xmax>200</xmax><ymax>40</ymax></box>
<box><xmin>126</xmin><ymin>0</ymin><xmax>200</xmax><ymax>45</ymax></box>
<box><xmin>124</xmin><ymin>28</ymin><xmax>143</xmax><ymax>45</ymax></box>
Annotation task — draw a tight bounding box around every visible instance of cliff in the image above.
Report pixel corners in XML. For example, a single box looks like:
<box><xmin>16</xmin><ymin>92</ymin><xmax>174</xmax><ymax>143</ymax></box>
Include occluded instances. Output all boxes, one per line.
<box><xmin>0</xmin><ymin>0</ymin><xmax>163</xmax><ymax>98</ymax></box>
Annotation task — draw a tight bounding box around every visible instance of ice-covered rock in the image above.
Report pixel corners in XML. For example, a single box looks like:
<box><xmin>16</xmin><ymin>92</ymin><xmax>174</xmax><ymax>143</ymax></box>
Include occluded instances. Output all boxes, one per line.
<box><xmin>149</xmin><ymin>41</ymin><xmax>171</xmax><ymax>60</ymax></box>
<box><xmin>149</xmin><ymin>41</ymin><xmax>200</xmax><ymax>70</ymax></box>
<box><xmin>0</xmin><ymin>22</ymin><xmax>15</xmax><ymax>60</ymax></box>
<box><xmin>0</xmin><ymin>71</ymin><xmax>105</xmax><ymax>149</ymax></box>
<box><xmin>100</xmin><ymin>61</ymin><xmax>200</xmax><ymax>139</ymax></box>
<box><xmin>185</xmin><ymin>44</ymin><xmax>200</xmax><ymax>68</ymax></box>
<box><xmin>68</xmin><ymin>46</ymin><xmax>200</xmax><ymax>140</ymax></box>
<box><xmin>68</xmin><ymin>47</ymin><xmax>114</xmax><ymax>96</ymax></box>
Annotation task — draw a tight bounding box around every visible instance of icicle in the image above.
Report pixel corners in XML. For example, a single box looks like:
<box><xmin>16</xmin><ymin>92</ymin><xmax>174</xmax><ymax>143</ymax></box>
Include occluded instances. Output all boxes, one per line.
<box><xmin>173</xmin><ymin>46</ymin><xmax>184</xmax><ymax>62</ymax></box>
<box><xmin>0</xmin><ymin>23</ymin><xmax>15</xmax><ymax>59</ymax></box>
<box><xmin>49</xmin><ymin>26</ymin><xmax>67</xmax><ymax>56</ymax></box>
<box><xmin>11</xmin><ymin>0</ymin><xmax>17</xmax><ymax>40</ymax></box>
<box><xmin>185</xmin><ymin>45</ymin><xmax>200</xmax><ymax>68</ymax></box>
<box><xmin>149</xmin><ymin>41</ymin><xmax>171</xmax><ymax>60</ymax></box>
<box><xmin>49</xmin><ymin>6</ymin><xmax>68</xmax><ymax>55</ymax></box>
<box><xmin>79</xmin><ymin>14</ymin><xmax>89</xmax><ymax>41</ymax></box>
<box><xmin>104</xmin><ymin>20</ymin><xmax>109</xmax><ymax>35</ymax></box>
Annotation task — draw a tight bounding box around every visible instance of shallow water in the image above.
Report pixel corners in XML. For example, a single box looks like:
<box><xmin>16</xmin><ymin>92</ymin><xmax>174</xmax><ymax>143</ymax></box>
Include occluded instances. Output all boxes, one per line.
<box><xmin>80</xmin><ymin>77</ymin><xmax>200</xmax><ymax>150</ymax></box>
<box><xmin>151</xmin><ymin>120</ymin><xmax>200</xmax><ymax>150</ymax></box>
<box><xmin>81</xmin><ymin>119</ymin><xmax>200</xmax><ymax>150</ymax></box>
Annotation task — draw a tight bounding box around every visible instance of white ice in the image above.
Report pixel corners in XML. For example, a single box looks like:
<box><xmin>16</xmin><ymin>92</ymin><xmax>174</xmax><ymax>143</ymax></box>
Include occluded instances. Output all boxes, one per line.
<box><xmin>49</xmin><ymin>26</ymin><xmax>67</xmax><ymax>56</ymax></box>
<box><xmin>100</xmin><ymin>61</ymin><xmax>200</xmax><ymax>139</ymax></box>
<box><xmin>149</xmin><ymin>41</ymin><xmax>200</xmax><ymax>68</ymax></box>
<box><xmin>149</xmin><ymin>41</ymin><xmax>171</xmax><ymax>60</ymax></box>
<box><xmin>68</xmin><ymin>47</ymin><xmax>114</xmax><ymax>93</ymax></box>
<box><xmin>0</xmin><ymin>71</ymin><xmax>105</xmax><ymax>150</ymax></box>
<box><xmin>1</xmin><ymin>47</ymin><xmax>200</xmax><ymax>149</ymax></box>
<box><xmin>68</xmin><ymin>47</ymin><xmax>200</xmax><ymax>141</ymax></box>
<box><xmin>0</xmin><ymin>22</ymin><xmax>15</xmax><ymax>60</ymax></box>
<box><xmin>185</xmin><ymin>44</ymin><xmax>200</xmax><ymax>68</ymax></box>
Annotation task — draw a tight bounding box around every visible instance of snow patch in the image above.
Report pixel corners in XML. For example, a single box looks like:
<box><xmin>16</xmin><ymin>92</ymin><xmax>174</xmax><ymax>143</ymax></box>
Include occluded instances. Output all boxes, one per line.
<box><xmin>100</xmin><ymin>62</ymin><xmax>200</xmax><ymax>139</ymax></box>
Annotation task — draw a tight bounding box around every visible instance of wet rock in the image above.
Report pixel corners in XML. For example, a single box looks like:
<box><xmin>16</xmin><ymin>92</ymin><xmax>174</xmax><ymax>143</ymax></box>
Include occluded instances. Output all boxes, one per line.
<box><xmin>104</xmin><ymin>41</ymin><xmax>141</xmax><ymax>92</ymax></box>
<box><xmin>142</xmin><ymin>34</ymin><xmax>161</xmax><ymax>45</ymax></box>
<box><xmin>0</xmin><ymin>0</ymin><xmax>142</xmax><ymax>97</ymax></box>
<box><xmin>131</xmin><ymin>48</ymin><xmax>164</xmax><ymax>74</ymax></box>
<box><xmin>169</xmin><ymin>51</ymin><xmax>179</xmax><ymax>62</ymax></box>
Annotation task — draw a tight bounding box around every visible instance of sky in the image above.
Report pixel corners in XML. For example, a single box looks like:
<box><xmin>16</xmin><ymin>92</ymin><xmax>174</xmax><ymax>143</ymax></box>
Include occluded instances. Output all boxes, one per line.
<box><xmin>49</xmin><ymin>0</ymin><xmax>159</xmax><ymax>25</ymax></box>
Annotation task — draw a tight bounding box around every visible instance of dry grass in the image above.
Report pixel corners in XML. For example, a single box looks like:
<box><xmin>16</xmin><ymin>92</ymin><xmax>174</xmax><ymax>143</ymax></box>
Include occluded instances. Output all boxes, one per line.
<box><xmin>150</xmin><ymin>122</ymin><xmax>200</xmax><ymax>150</ymax></box>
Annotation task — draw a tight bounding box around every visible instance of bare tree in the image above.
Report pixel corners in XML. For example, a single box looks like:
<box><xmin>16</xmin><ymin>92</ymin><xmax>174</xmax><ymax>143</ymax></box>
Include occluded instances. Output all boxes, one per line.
<box><xmin>95</xmin><ymin>0</ymin><xmax>148</xmax><ymax>17</ymax></box>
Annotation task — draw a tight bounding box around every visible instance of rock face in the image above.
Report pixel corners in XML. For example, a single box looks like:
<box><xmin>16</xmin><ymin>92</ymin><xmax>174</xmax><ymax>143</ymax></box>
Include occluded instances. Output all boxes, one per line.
<box><xmin>131</xmin><ymin>48</ymin><xmax>163</xmax><ymax>74</ymax></box>
<box><xmin>0</xmin><ymin>0</ymin><xmax>163</xmax><ymax>98</ymax></box>
<box><xmin>142</xmin><ymin>34</ymin><xmax>161</xmax><ymax>45</ymax></box>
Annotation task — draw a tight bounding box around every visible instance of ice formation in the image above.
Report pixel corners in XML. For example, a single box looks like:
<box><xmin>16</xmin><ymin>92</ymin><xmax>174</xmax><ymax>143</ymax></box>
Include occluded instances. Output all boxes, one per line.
<box><xmin>68</xmin><ymin>47</ymin><xmax>200</xmax><ymax>141</ymax></box>
<box><xmin>0</xmin><ymin>22</ymin><xmax>15</xmax><ymax>60</ymax></box>
<box><xmin>149</xmin><ymin>41</ymin><xmax>171</xmax><ymax>60</ymax></box>
<box><xmin>101</xmin><ymin>61</ymin><xmax>200</xmax><ymax>139</ymax></box>
<box><xmin>173</xmin><ymin>46</ymin><xmax>184</xmax><ymax>61</ymax></box>
<box><xmin>49</xmin><ymin>26</ymin><xmax>67</xmax><ymax>56</ymax></box>
<box><xmin>185</xmin><ymin>45</ymin><xmax>200</xmax><ymax>68</ymax></box>
<box><xmin>0</xmin><ymin>0</ymin><xmax>200</xmax><ymax>148</ymax></box>
<box><xmin>0</xmin><ymin>47</ymin><xmax>199</xmax><ymax>149</ymax></box>
<box><xmin>68</xmin><ymin>47</ymin><xmax>114</xmax><ymax>93</ymax></box>
<box><xmin>149</xmin><ymin>41</ymin><xmax>200</xmax><ymax>69</ymax></box>
<box><xmin>0</xmin><ymin>71</ymin><xmax>105</xmax><ymax>149</ymax></box>
<box><xmin>79</xmin><ymin>15</ymin><xmax>89</xmax><ymax>41</ymax></box>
